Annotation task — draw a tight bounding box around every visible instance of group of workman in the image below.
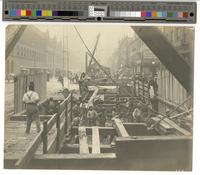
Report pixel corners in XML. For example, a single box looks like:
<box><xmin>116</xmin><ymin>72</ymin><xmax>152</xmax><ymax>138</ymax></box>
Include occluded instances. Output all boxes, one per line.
<box><xmin>70</xmin><ymin>98</ymin><xmax>153</xmax><ymax>128</ymax></box>
<box><xmin>22</xmin><ymin>73</ymin><xmax>158</xmax><ymax>134</ymax></box>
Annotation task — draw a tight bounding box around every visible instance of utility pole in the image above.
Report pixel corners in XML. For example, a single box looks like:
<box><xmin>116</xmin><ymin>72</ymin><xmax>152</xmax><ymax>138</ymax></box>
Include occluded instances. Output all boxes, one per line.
<box><xmin>66</xmin><ymin>26</ymin><xmax>70</xmax><ymax>89</ymax></box>
<box><xmin>62</xmin><ymin>26</ymin><xmax>65</xmax><ymax>73</ymax></box>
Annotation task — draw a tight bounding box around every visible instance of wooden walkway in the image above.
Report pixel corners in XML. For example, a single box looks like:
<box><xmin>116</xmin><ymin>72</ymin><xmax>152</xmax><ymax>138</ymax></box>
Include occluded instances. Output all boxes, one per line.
<box><xmin>4</xmin><ymin>120</ymin><xmax>39</xmax><ymax>159</ymax></box>
<box><xmin>4</xmin><ymin>93</ymin><xmax>73</xmax><ymax>168</ymax></box>
<box><xmin>4</xmin><ymin>120</ymin><xmax>58</xmax><ymax>160</ymax></box>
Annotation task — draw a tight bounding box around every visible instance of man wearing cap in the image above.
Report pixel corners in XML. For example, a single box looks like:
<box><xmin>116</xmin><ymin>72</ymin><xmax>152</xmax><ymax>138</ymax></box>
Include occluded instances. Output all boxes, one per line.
<box><xmin>23</xmin><ymin>82</ymin><xmax>41</xmax><ymax>134</ymax></box>
<box><xmin>87</xmin><ymin>105</ymin><xmax>98</xmax><ymax>126</ymax></box>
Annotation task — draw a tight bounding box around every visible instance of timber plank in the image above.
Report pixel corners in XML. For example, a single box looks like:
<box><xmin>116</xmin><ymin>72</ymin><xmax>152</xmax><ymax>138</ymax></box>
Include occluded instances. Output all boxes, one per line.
<box><xmin>152</xmin><ymin>117</ymin><xmax>175</xmax><ymax>134</ymax></box>
<box><xmin>79</xmin><ymin>127</ymin><xmax>89</xmax><ymax>154</ymax></box>
<box><xmin>72</xmin><ymin>126</ymin><xmax>116</xmax><ymax>135</ymax></box>
<box><xmin>164</xmin><ymin>118</ymin><xmax>191</xmax><ymax>136</ymax></box>
<box><xmin>113</xmin><ymin>118</ymin><xmax>129</xmax><ymax>137</ymax></box>
<box><xmin>92</xmin><ymin>127</ymin><xmax>100</xmax><ymax>154</ymax></box>
<box><xmin>34</xmin><ymin>153</ymin><xmax>116</xmax><ymax>160</ymax></box>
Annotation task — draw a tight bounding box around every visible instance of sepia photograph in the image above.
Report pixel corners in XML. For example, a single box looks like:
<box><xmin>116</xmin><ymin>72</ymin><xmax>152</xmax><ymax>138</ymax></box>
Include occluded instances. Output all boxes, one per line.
<box><xmin>4</xmin><ymin>25</ymin><xmax>194</xmax><ymax>170</ymax></box>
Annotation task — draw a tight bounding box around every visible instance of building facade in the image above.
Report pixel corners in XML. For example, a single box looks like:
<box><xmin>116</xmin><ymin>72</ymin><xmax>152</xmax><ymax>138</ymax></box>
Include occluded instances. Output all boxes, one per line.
<box><xmin>112</xmin><ymin>27</ymin><xmax>193</xmax><ymax>112</ymax></box>
<box><xmin>157</xmin><ymin>27</ymin><xmax>194</xmax><ymax>112</ymax></box>
<box><xmin>6</xmin><ymin>26</ymin><xmax>63</xmax><ymax>77</ymax></box>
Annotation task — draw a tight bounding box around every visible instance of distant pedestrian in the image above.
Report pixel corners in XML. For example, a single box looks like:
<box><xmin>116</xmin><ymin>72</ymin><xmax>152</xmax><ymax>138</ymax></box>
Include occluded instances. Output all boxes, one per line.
<box><xmin>22</xmin><ymin>82</ymin><xmax>41</xmax><ymax>134</ymax></box>
<box><xmin>58</xmin><ymin>75</ymin><xmax>64</xmax><ymax>88</ymax></box>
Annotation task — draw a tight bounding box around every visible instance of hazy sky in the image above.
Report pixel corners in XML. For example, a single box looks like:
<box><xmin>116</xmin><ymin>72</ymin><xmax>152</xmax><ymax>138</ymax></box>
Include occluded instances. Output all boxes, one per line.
<box><xmin>36</xmin><ymin>25</ymin><xmax>135</xmax><ymax>72</ymax></box>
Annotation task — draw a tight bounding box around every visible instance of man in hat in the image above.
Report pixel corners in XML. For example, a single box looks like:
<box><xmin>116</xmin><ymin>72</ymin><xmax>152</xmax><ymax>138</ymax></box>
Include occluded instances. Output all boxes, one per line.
<box><xmin>87</xmin><ymin>105</ymin><xmax>98</xmax><ymax>126</ymax></box>
<box><xmin>22</xmin><ymin>82</ymin><xmax>41</xmax><ymax>134</ymax></box>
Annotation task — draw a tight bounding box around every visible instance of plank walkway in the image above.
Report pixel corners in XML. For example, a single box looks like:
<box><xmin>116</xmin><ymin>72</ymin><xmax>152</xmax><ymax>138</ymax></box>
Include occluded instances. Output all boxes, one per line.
<box><xmin>4</xmin><ymin>121</ymin><xmax>38</xmax><ymax>159</ymax></box>
<box><xmin>4</xmin><ymin>120</ymin><xmax>57</xmax><ymax>160</ymax></box>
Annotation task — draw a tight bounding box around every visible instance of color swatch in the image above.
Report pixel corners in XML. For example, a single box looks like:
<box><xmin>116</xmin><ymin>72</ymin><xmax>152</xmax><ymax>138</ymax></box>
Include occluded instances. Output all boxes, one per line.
<box><xmin>8</xmin><ymin>9</ymin><xmax>190</xmax><ymax>19</ymax></box>
<box><xmin>8</xmin><ymin>9</ymin><xmax>84</xmax><ymax>17</ymax></box>
<box><xmin>110</xmin><ymin>11</ymin><xmax>189</xmax><ymax>18</ymax></box>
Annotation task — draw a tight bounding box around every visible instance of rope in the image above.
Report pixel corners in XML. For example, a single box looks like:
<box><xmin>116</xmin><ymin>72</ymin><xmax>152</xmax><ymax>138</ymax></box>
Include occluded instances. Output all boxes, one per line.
<box><xmin>73</xmin><ymin>26</ymin><xmax>117</xmax><ymax>85</ymax></box>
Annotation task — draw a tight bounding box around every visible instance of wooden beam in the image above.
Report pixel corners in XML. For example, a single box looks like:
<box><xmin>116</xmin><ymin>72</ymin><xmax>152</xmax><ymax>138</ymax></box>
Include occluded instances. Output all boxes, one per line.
<box><xmin>61</xmin><ymin>144</ymin><xmax>114</xmax><ymax>154</ymax></box>
<box><xmin>92</xmin><ymin>127</ymin><xmax>100</xmax><ymax>154</ymax></box>
<box><xmin>132</xmin><ymin>26</ymin><xmax>192</xmax><ymax>92</ymax></box>
<box><xmin>151</xmin><ymin>117</ymin><xmax>175</xmax><ymax>134</ymax></box>
<box><xmin>72</xmin><ymin>126</ymin><xmax>116</xmax><ymax>135</ymax></box>
<box><xmin>163</xmin><ymin>118</ymin><xmax>191</xmax><ymax>136</ymax></box>
<box><xmin>79</xmin><ymin>127</ymin><xmax>89</xmax><ymax>154</ymax></box>
<box><xmin>65</xmin><ymin>144</ymin><xmax>113</xmax><ymax>149</ymax></box>
<box><xmin>113</xmin><ymin>118</ymin><xmax>129</xmax><ymax>137</ymax></box>
<box><xmin>88</xmin><ymin>87</ymin><xmax>99</xmax><ymax>107</ymax></box>
<box><xmin>88</xmin><ymin>33</ymin><xmax>100</xmax><ymax>68</ymax></box>
<box><xmin>10</xmin><ymin>115</ymin><xmax>52</xmax><ymax>121</ymax></box>
<box><xmin>34</xmin><ymin>153</ymin><xmax>116</xmax><ymax>160</ymax></box>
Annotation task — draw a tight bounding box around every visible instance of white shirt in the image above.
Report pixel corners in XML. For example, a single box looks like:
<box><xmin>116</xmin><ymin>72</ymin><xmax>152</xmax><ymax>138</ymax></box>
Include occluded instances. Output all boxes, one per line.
<box><xmin>132</xmin><ymin>108</ymin><xmax>141</xmax><ymax>118</ymax></box>
<box><xmin>23</xmin><ymin>90</ymin><xmax>39</xmax><ymax>104</ymax></box>
<box><xmin>149</xmin><ymin>86</ymin><xmax>155</xmax><ymax>99</ymax></box>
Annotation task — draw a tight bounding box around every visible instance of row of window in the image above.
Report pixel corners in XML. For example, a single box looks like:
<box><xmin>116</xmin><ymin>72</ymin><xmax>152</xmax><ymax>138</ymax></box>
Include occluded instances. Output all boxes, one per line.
<box><xmin>14</xmin><ymin>44</ymin><xmax>46</xmax><ymax>61</ymax></box>
<box><xmin>163</xmin><ymin>28</ymin><xmax>188</xmax><ymax>44</ymax></box>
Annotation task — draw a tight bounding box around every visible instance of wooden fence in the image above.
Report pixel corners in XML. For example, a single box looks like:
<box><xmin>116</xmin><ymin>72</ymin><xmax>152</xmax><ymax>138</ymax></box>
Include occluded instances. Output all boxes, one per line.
<box><xmin>15</xmin><ymin>93</ymin><xmax>73</xmax><ymax>169</ymax></box>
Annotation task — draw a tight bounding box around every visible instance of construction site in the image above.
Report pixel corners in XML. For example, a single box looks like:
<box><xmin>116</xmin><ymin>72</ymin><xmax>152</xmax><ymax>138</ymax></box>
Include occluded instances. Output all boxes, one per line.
<box><xmin>4</xmin><ymin>25</ymin><xmax>193</xmax><ymax>171</ymax></box>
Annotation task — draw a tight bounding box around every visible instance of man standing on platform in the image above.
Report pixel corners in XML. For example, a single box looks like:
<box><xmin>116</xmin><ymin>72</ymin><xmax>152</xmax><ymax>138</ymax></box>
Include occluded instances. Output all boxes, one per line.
<box><xmin>87</xmin><ymin>105</ymin><xmax>98</xmax><ymax>126</ymax></box>
<box><xmin>22</xmin><ymin>82</ymin><xmax>41</xmax><ymax>134</ymax></box>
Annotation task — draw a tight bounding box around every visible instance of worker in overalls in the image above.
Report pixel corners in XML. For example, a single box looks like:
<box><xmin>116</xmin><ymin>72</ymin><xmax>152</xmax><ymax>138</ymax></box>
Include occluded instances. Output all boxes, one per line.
<box><xmin>22</xmin><ymin>82</ymin><xmax>41</xmax><ymax>134</ymax></box>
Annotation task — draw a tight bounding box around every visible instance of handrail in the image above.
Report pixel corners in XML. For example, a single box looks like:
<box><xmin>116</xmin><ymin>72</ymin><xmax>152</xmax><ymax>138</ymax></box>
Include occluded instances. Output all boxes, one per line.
<box><xmin>15</xmin><ymin>130</ymin><xmax>43</xmax><ymax>168</ymax></box>
<box><xmin>14</xmin><ymin>92</ymin><xmax>74</xmax><ymax>169</ymax></box>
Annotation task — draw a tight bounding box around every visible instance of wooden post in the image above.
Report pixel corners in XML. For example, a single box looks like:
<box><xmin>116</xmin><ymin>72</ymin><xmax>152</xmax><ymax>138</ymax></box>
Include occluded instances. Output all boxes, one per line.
<box><xmin>64</xmin><ymin>99</ymin><xmax>68</xmax><ymax>134</ymax></box>
<box><xmin>92</xmin><ymin>127</ymin><xmax>100</xmax><ymax>154</ymax></box>
<box><xmin>42</xmin><ymin>120</ymin><xmax>48</xmax><ymax>154</ymax></box>
<box><xmin>85</xmin><ymin>52</ymin><xmax>88</xmax><ymax>73</ymax></box>
<box><xmin>56</xmin><ymin>113</ymin><xmax>60</xmax><ymax>151</ymax></box>
<box><xmin>70</xmin><ymin>93</ymin><xmax>73</xmax><ymax>122</ymax></box>
<box><xmin>79</xmin><ymin>127</ymin><xmax>89</xmax><ymax>154</ymax></box>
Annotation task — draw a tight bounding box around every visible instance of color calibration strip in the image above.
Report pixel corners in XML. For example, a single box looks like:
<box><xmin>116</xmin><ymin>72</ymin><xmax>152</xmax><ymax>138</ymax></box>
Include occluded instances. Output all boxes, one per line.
<box><xmin>110</xmin><ymin>11</ymin><xmax>190</xmax><ymax>18</ymax></box>
<box><xmin>8</xmin><ymin>9</ymin><xmax>84</xmax><ymax>17</ymax></box>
